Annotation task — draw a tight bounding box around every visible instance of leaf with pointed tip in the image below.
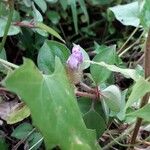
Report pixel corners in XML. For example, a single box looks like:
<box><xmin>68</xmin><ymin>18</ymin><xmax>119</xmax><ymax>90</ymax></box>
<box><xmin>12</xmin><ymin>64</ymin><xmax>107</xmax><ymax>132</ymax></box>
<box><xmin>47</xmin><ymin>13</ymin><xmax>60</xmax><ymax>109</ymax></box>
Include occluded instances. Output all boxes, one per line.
<box><xmin>109</xmin><ymin>2</ymin><xmax>140</xmax><ymax>27</ymax></box>
<box><xmin>37</xmin><ymin>40</ymin><xmax>70</xmax><ymax>74</ymax></box>
<box><xmin>125</xmin><ymin>78</ymin><xmax>150</xmax><ymax>109</ymax></box>
<box><xmin>126</xmin><ymin>104</ymin><xmax>150</xmax><ymax>122</ymax></box>
<box><xmin>83</xmin><ymin>109</ymin><xmax>106</xmax><ymax>138</ymax></box>
<box><xmin>88</xmin><ymin>61</ymin><xmax>141</xmax><ymax>81</ymax></box>
<box><xmin>3</xmin><ymin>58</ymin><xmax>101</xmax><ymax>150</ymax></box>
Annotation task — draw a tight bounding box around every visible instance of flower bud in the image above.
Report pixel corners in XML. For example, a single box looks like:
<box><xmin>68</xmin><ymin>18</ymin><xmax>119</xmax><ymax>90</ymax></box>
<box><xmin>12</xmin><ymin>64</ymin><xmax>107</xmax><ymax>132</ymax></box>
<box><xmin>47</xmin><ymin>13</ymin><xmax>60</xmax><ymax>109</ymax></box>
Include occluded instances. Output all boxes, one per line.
<box><xmin>67</xmin><ymin>44</ymin><xmax>83</xmax><ymax>70</ymax></box>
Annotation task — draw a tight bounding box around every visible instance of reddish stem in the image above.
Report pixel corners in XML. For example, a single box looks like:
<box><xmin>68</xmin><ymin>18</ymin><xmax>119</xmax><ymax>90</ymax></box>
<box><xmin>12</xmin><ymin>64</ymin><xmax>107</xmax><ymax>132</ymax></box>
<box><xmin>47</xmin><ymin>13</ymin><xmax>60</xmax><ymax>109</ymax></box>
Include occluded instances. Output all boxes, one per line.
<box><xmin>75</xmin><ymin>91</ymin><xmax>97</xmax><ymax>99</ymax></box>
<box><xmin>13</xmin><ymin>21</ymin><xmax>36</xmax><ymax>28</ymax></box>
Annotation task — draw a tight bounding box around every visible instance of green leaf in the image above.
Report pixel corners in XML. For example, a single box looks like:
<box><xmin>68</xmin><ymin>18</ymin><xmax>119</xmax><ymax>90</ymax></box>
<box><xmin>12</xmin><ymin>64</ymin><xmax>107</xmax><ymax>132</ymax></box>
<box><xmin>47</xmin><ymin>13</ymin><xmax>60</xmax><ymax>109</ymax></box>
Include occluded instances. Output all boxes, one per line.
<box><xmin>0</xmin><ymin>18</ymin><xmax>20</xmax><ymax>37</ymax></box>
<box><xmin>90</xmin><ymin>46</ymin><xmax>116</xmax><ymax>84</ymax></box>
<box><xmin>80</xmin><ymin>47</ymin><xmax>90</xmax><ymax>70</ymax></box>
<box><xmin>109</xmin><ymin>1</ymin><xmax>140</xmax><ymax>27</ymax></box>
<box><xmin>47</xmin><ymin>11</ymin><xmax>60</xmax><ymax>24</ymax></box>
<box><xmin>60</xmin><ymin>0</ymin><xmax>68</xmax><ymax>10</ymax></box>
<box><xmin>86</xmin><ymin>0</ymin><xmax>111</xmax><ymax>5</ymax></box>
<box><xmin>88</xmin><ymin>60</ymin><xmax>141</xmax><ymax>81</ymax></box>
<box><xmin>37</xmin><ymin>40</ymin><xmax>70</xmax><ymax>74</ymax></box>
<box><xmin>125</xmin><ymin>78</ymin><xmax>150</xmax><ymax>109</ymax></box>
<box><xmin>102</xmin><ymin>85</ymin><xmax>121</xmax><ymax>112</ymax></box>
<box><xmin>0</xmin><ymin>137</ymin><xmax>8</xmax><ymax>150</ymax></box>
<box><xmin>83</xmin><ymin>109</ymin><xmax>106</xmax><ymax>138</ymax></box>
<box><xmin>23</xmin><ymin>0</ymin><xmax>32</xmax><ymax>7</ymax></box>
<box><xmin>28</xmin><ymin>132</ymin><xmax>43</xmax><ymax>150</ymax></box>
<box><xmin>126</xmin><ymin>104</ymin><xmax>150</xmax><ymax>122</ymax></box>
<box><xmin>70</xmin><ymin>0</ymin><xmax>78</xmax><ymax>34</ymax></box>
<box><xmin>46</xmin><ymin>0</ymin><xmax>58</xmax><ymax>3</ymax></box>
<box><xmin>36</xmin><ymin>22</ymin><xmax>65</xmax><ymax>43</ymax></box>
<box><xmin>11</xmin><ymin>123</ymin><xmax>33</xmax><ymax>139</ymax></box>
<box><xmin>6</xmin><ymin>104</ymin><xmax>30</xmax><ymax>124</ymax></box>
<box><xmin>3</xmin><ymin>58</ymin><xmax>101</xmax><ymax>150</ymax></box>
<box><xmin>0</xmin><ymin>49</ymin><xmax>8</xmax><ymax>73</ymax></box>
<box><xmin>33</xmin><ymin>0</ymin><xmax>47</xmax><ymax>13</ymax></box>
<box><xmin>78</xmin><ymin>0</ymin><xmax>89</xmax><ymax>23</ymax></box>
<box><xmin>78</xmin><ymin>97</ymin><xmax>92</xmax><ymax>115</ymax></box>
<box><xmin>32</xmin><ymin>2</ymin><xmax>43</xmax><ymax>22</ymax></box>
<box><xmin>140</xmin><ymin>0</ymin><xmax>150</xmax><ymax>31</ymax></box>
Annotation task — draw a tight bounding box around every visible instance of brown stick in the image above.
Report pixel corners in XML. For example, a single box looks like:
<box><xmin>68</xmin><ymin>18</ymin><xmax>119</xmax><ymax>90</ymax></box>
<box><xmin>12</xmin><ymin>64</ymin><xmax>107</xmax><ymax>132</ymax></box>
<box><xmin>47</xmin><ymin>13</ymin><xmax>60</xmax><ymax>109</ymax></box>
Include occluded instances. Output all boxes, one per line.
<box><xmin>75</xmin><ymin>91</ymin><xmax>97</xmax><ymax>99</ymax></box>
<box><xmin>129</xmin><ymin>30</ymin><xmax>150</xmax><ymax>149</ymax></box>
<box><xmin>13</xmin><ymin>21</ymin><xmax>36</xmax><ymax>28</ymax></box>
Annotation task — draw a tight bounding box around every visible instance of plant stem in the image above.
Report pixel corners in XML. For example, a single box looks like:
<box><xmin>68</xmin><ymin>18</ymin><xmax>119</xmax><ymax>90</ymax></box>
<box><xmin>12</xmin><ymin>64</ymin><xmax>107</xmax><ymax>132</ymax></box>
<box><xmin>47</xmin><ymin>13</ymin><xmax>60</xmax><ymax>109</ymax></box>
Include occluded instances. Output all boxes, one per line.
<box><xmin>0</xmin><ymin>58</ymin><xmax>19</xmax><ymax>69</ymax></box>
<box><xmin>129</xmin><ymin>29</ymin><xmax>150</xmax><ymax>149</ymax></box>
<box><xmin>103</xmin><ymin>125</ymin><xmax>135</xmax><ymax>150</ymax></box>
<box><xmin>80</xmin><ymin>82</ymin><xmax>96</xmax><ymax>93</ymax></box>
<box><xmin>117</xmin><ymin>27</ymin><xmax>139</xmax><ymax>54</ymax></box>
<box><xmin>0</xmin><ymin>0</ymin><xmax>14</xmax><ymax>52</ymax></box>
<box><xmin>119</xmin><ymin>31</ymin><xmax>144</xmax><ymax>57</ymax></box>
<box><xmin>75</xmin><ymin>91</ymin><xmax>97</xmax><ymax>99</ymax></box>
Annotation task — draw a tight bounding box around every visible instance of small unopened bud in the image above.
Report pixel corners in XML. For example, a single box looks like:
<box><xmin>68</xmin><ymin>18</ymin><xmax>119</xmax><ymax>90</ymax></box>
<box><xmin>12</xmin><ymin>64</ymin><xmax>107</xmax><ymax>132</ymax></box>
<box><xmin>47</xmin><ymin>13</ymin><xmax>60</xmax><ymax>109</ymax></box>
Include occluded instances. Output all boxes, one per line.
<box><xmin>66</xmin><ymin>44</ymin><xmax>83</xmax><ymax>84</ymax></box>
<box><xmin>67</xmin><ymin>44</ymin><xmax>83</xmax><ymax>70</ymax></box>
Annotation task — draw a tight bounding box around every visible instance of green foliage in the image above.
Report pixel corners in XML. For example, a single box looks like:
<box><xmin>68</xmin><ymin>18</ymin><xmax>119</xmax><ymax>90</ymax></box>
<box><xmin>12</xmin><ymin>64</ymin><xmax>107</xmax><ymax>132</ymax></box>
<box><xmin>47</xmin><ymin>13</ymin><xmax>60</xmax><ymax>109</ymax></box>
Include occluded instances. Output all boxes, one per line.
<box><xmin>109</xmin><ymin>1</ymin><xmax>140</xmax><ymax>27</ymax></box>
<box><xmin>37</xmin><ymin>40</ymin><xmax>70</xmax><ymax>74</ymax></box>
<box><xmin>83</xmin><ymin>109</ymin><xmax>106</xmax><ymax>138</ymax></box>
<box><xmin>1</xmin><ymin>0</ymin><xmax>150</xmax><ymax>149</ymax></box>
<box><xmin>0</xmin><ymin>18</ymin><xmax>20</xmax><ymax>37</ymax></box>
<box><xmin>11</xmin><ymin>123</ymin><xmax>33</xmax><ymax>139</ymax></box>
<box><xmin>126</xmin><ymin>104</ymin><xmax>150</xmax><ymax>122</ymax></box>
<box><xmin>89</xmin><ymin>61</ymin><xmax>141</xmax><ymax>81</ymax></box>
<box><xmin>78</xmin><ymin>97</ymin><xmax>92</xmax><ymax>115</ymax></box>
<box><xmin>125</xmin><ymin>78</ymin><xmax>150</xmax><ymax>109</ymax></box>
<box><xmin>102</xmin><ymin>85</ymin><xmax>121</xmax><ymax>112</ymax></box>
<box><xmin>70</xmin><ymin>0</ymin><xmax>78</xmax><ymax>34</ymax></box>
<box><xmin>6</xmin><ymin>104</ymin><xmax>30</xmax><ymax>124</ymax></box>
<box><xmin>90</xmin><ymin>45</ymin><xmax>116</xmax><ymax>84</ymax></box>
<box><xmin>3</xmin><ymin>58</ymin><xmax>101</xmax><ymax>150</ymax></box>
<box><xmin>140</xmin><ymin>0</ymin><xmax>150</xmax><ymax>31</ymax></box>
<box><xmin>33</xmin><ymin>0</ymin><xmax>47</xmax><ymax>13</ymax></box>
<box><xmin>0</xmin><ymin>137</ymin><xmax>8</xmax><ymax>150</ymax></box>
<box><xmin>47</xmin><ymin>11</ymin><xmax>60</xmax><ymax>24</ymax></box>
<box><xmin>36</xmin><ymin>22</ymin><xmax>65</xmax><ymax>43</ymax></box>
<box><xmin>11</xmin><ymin>123</ymin><xmax>43</xmax><ymax>150</ymax></box>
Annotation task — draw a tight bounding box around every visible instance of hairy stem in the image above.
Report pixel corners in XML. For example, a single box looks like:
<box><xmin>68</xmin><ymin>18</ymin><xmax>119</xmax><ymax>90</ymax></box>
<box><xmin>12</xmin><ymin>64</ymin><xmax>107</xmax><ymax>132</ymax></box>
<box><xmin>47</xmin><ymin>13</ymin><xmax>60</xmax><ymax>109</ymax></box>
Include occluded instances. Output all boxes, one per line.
<box><xmin>129</xmin><ymin>30</ymin><xmax>150</xmax><ymax>148</ymax></box>
<box><xmin>0</xmin><ymin>0</ymin><xmax>14</xmax><ymax>52</ymax></box>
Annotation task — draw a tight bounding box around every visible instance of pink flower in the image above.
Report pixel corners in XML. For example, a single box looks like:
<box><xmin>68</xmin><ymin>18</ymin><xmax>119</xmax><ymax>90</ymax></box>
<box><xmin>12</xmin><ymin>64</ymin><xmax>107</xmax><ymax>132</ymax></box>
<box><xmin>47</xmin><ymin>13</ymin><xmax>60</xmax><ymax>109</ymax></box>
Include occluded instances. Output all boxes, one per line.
<box><xmin>67</xmin><ymin>44</ymin><xmax>83</xmax><ymax>70</ymax></box>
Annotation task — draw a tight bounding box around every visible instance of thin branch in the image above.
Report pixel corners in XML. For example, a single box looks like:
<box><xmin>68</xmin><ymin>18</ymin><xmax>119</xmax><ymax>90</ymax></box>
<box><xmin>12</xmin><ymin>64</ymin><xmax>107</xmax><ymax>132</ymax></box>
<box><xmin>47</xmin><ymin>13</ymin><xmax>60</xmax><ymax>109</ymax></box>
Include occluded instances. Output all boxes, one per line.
<box><xmin>13</xmin><ymin>21</ymin><xmax>35</xmax><ymax>28</ymax></box>
<box><xmin>102</xmin><ymin>125</ymin><xmax>135</xmax><ymax>150</ymax></box>
<box><xmin>129</xmin><ymin>29</ymin><xmax>150</xmax><ymax>149</ymax></box>
<box><xmin>75</xmin><ymin>91</ymin><xmax>97</xmax><ymax>99</ymax></box>
<box><xmin>79</xmin><ymin>82</ymin><xmax>96</xmax><ymax>93</ymax></box>
<box><xmin>117</xmin><ymin>27</ymin><xmax>139</xmax><ymax>54</ymax></box>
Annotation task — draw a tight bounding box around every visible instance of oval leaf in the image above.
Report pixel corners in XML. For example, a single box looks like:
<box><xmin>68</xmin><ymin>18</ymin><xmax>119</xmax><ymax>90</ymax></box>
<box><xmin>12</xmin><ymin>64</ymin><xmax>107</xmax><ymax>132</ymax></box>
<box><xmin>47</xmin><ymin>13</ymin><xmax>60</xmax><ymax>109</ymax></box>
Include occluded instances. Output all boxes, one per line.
<box><xmin>37</xmin><ymin>40</ymin><xmax>70</xmax><ymax>74</ymax></box>
<box><xmin>102</xmin><ymin>85</ymin><xmax>121</xmax><ymax>112</ymax></box>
